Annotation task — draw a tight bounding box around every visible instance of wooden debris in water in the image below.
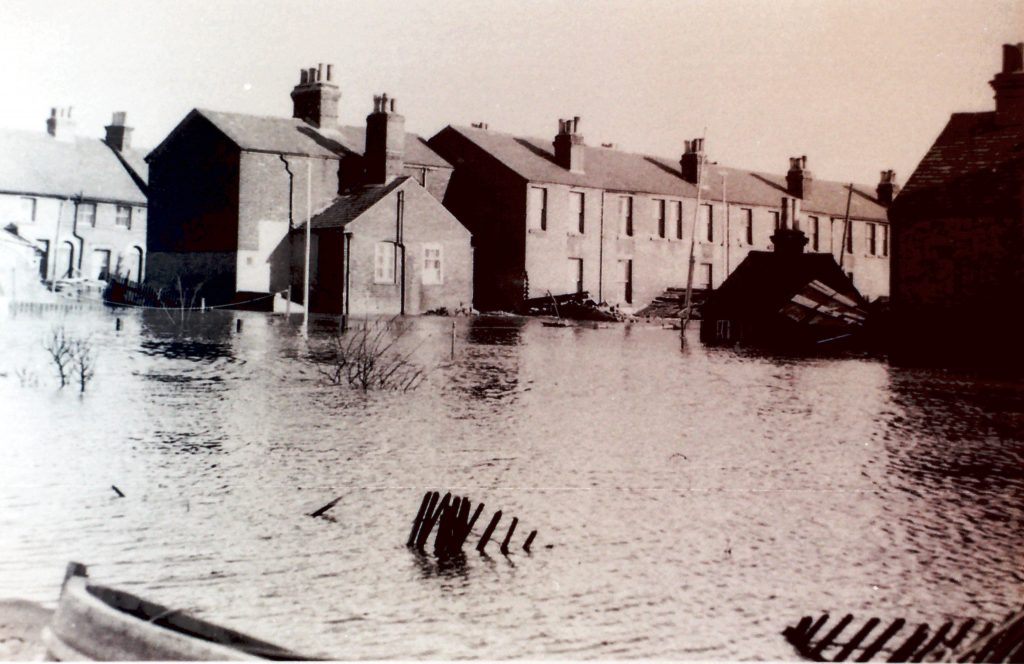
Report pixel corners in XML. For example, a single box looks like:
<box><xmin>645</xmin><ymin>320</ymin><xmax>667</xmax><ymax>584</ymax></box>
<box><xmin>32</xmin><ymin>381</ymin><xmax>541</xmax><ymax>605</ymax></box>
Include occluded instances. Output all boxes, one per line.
<box><xmin>309</xmin><ymin>496</ymin><xmax>342</xmax><ymax>518</ymax></box>
<box><xmin>406</xmin><ymin>491</ymin><xmax>537</xmax><ymax>558</ymax></box>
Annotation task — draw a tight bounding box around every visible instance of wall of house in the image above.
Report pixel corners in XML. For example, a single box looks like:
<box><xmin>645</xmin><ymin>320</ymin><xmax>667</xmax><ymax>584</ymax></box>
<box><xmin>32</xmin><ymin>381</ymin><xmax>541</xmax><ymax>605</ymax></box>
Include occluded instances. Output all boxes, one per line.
<box><xmin>147</xmin><ymin>116</ymin><xmax>240</xmax><ymax>299</ymax></box>
<box><xmin>237</xmin><ymin>152</ymin><xmax>339</xmax><ymax>296</ymax></box>
<box><xmin>342</xmin><ymin>182</ymin><xmax>472</xmax><ymax>316</ymax></box>
<box><xmin>0</xmin><ymin>193</ymin><xmax>147</xmax><ymax>284</ymax></box>
<box><xmin>429</xmin><ymin>128</ymin><xmax>527</xmax><ymax>311</ymax></box>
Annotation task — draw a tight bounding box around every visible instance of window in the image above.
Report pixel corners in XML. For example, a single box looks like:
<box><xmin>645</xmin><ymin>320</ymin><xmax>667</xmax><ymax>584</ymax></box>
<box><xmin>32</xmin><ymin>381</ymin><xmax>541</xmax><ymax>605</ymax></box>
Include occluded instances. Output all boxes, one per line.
<box><xmin>416</xmin><ymin>168</ymin><xmax>428</xmax><ymax>187</ymax></box>
<box><xmin>770</xmin><ymin>211</ymin><xmax>780</xmax><ymax>231</ymax></box>
<box><xmin>116</xmin><ymin>205</ymin><xmax>132</xmax><ymax>229</ymax></box>
<box><xmin>699</xmin><ymin>262</ymin><xmax>713</xmax><ymax>289</ymax></box>
<box><xmin>528</xmin><ymin>186</ymin><xmax>547</xmax><ymax>231</ymax></box>
<box><xmin>619</xmin><ymin>196</ymin><xmax>633</xmax><ymax>236</ymax></box>
<box><xmin>741</xmin><ymin>208</ymin><xmax>753</xmax><ymax>245</ymax></box>
<box><xmin>77</xmin><ymin>202</ymin><xmax>96</xmax><ymax>227</ymax></box>
<box><xmin>570</xmin><ymin>191</ymin><xmax>585</xmax><ymax>234</ymax></box>
<box><xmin>846</xmin><ymin>222</ymin><xmax>854</xmax><ymax>253</ymax></box>
<box><xmin>882</xmin><ymin>225</ymin><xmax>889</xmax><ymax>256</ymax></box>
<box><xmin>91</xmin><ymin>249</ymin><xmax>111</xmax><ymax>280</ymax></box>
<box><xmin>700</xmin><ymin>204</ymin><xmax>713</xmax><ymax>242</ymax></box>
<box><xmin>422</xmin><ymin>243</ymin><xmax>443</xmax><ymax>285</ymax></box>
<box><xmin>20</xmin><ymin>197</ymin><xmax>36</xmax><ymax>222</ymax></box>
<box><xmin>655</xmin><ymin>199</ymin><xmax>666</xmax><ymax>238</ymax></box>
<box><xmin>868</xmin><ymin>223</ymin><xmax>877</xmax><ymax>255</ymax></box>
<box><xmin>809</xmin><ymin>216</ymin><xmax>820</xmax><ymax>251</ymax></box>
<box><xmin>568</xmin><ymin>258</ymin><xmax>583</xmax><ymax>294</ymax></box>
<box><xmin>374</xmin><ymin>242</ymin><xmax>396</xmax><ymax>284</ymax></box>
<box><xmin>672</xmin><ymin>201</ymin><xmax>683</xmax><ymax>239</ymax></box>
<box><xmin>620</xmin><ymin>259</ymin><xmax>633</xmax><ymax>304</ymax></box>
<box><xmin>37</xmin><ymin>239</ymin><xmax>49</xmax><ymax>279</ymax></box>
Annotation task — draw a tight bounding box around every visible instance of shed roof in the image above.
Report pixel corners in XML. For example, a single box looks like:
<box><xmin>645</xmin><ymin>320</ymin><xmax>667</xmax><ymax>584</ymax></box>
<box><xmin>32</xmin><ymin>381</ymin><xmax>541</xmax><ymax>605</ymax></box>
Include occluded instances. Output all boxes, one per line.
<box><xmin>439</xmin><ymin>125</ymin><xmax>888</xmax><ymax>221</ymax></box>
<box><xmin>891</xmin><ymin>112</ymin><xmax>1024</xmax><ymax>216</ymax></box>
<box><xmin>0</xmin><ymin>129</ymin><xmax>148</xmax><ymax>205</ymax></box>
<box><xmin>307</xmin><ymin>177</ymin><xmax>410</xmax><ymax>230</ymax></box>
<box><xmin>185</xmin><ymin>109</ymin><xmax>451</xmax><ymax>168</ymax></box>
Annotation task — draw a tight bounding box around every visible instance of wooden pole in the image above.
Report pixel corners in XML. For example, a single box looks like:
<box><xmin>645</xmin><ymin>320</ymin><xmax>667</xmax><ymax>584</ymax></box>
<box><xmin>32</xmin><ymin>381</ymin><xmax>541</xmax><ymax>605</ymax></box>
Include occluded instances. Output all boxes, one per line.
<box><xmin>476</xmin><ymin>510</ymin><xmax>502</xmax><ymax>553</ymax></box>
<box><xmin>499</xmin><ymin>516</ymin><xmax>519</xmax><ymax>555</ymax></box>
<box><xmin>408</xmin><ymin>492</ymin><xmax>432</xmax><ymax>547</ymax></box>
<box><xmin>839</xmin><ymin>183</ymin><xmax>853</xmax><ymax>270</ymax></box>
<box><xmin>680</xmin><ymin>132</ymin><xmax>707</xmax><ymax>344</ymax></box>
<box><xmin>302</xmin><ymin>160</ymin><xmax>311</xmax><ymax>339</ymax></box>
<box><xmin>286</xmin><ymin>285</ymin><xmax>292</xmax><ymax>319</ymax></box>
<box><xmin>523</xmin><ymin>530</ymin><xmax>537</xmax><ymax>552</ymax></box>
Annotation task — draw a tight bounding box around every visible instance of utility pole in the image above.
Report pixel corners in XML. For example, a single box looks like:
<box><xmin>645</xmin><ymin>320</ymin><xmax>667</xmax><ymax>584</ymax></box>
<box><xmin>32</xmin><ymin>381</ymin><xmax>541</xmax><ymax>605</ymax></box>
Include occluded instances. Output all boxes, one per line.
<box><xmin>723</xmin><ymin>173</ymin><xmax>730</xmax><ymax>276</ymax></box>
<box><xmin>680</xmin><ymin>132</ymin><xmax>707</xmax><ymax>345</ymax></box>
<box><xmin>302</xmin><ymin>160</ymin><xmax>312</xmax><ymax>339</ymax></box>
<box><xmin>839</xmin><ymin>183</ymin><xmax>853</xmax><ymax>270</ymax></box>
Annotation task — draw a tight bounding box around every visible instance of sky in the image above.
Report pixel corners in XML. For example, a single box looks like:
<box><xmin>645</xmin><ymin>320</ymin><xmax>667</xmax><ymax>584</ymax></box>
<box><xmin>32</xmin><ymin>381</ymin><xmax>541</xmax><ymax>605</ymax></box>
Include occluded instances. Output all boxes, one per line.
<box><xmin>1</xmin><ymin>0</ymin><xmax>1021</xmax><ymax>185</ymax></box>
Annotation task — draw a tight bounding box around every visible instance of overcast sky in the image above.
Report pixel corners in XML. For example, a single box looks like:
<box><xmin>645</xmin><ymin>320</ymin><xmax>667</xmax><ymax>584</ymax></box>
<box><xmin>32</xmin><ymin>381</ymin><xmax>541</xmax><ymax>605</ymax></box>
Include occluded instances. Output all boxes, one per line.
<box><xmin>2</xmin><ymin>0</ymin><xmax>1021</xmax><ymax>185</ymax></box>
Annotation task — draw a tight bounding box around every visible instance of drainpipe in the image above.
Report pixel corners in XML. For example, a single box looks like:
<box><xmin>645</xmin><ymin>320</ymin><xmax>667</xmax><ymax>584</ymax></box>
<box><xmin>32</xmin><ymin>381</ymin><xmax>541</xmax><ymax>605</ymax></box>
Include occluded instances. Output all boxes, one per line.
<box><xmin>71</xmin><ymin>193</ymin><xmax>85</xmax><ymax>276</ymax></box>
<box><xmin>51</xmin><ymin>198</ymin><xmax>66</xmax><ymax>290</ymax></box>
<box><xmin>279</xmin><ymin>154</ymin><xmax>295</xmax><ymax>311</ymax></box>
<box><xmin>343</xmin><ymin>231</ymin><xmax>352</xmax><ymax>327</ymax></box>
<box><xmin>302</xmin><ymin>160</ymin><xmax>311</xmax><ymax>338</ymax></box>
<box><xmin>396</xmin><ymin>189</ymin><xmax>406</xmax><ymax>315</ymax></box>
<box><xmin>597</xmin><ymin>191</ymin><xmax>605</xmax><ymax>302</ymax></box>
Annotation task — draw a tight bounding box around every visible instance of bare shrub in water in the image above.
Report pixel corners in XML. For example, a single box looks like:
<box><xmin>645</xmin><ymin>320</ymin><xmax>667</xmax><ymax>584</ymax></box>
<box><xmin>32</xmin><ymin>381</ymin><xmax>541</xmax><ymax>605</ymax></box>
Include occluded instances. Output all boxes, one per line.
<box><xmin>43</xmin><ymin>326</ymin><xmax>74</xmax><ymax>388</ymax></box>
<box><xmin>70</xmin><ymin>337</ymin><xmax>97</xmax><ymax>393</ymax></box>
<box><xmin>312</xmin><ymin>319</ymin><xmax>425</xmax><ymax>392</ymax></box>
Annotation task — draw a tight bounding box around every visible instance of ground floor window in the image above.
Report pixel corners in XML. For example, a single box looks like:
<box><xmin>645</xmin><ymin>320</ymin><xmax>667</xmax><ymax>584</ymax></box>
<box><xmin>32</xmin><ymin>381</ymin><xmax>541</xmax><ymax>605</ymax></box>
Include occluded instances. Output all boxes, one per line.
<box><xmin>699</xmin><ymin>262</ymin><xmax>713</xmax><ymax>289</ymax></box>
<box><xmin>91</xmin><ymin>249</ymin><xmax>111</xmax><ymax>280</ymax></box>
<box><xmin>374</xmin><ymin>242</ymin><xmax>396</xmax><ymax>284</ymax></box>
<box><xmin>620</xmin><ymin>259</ymin><xmax>633</xmax><ymax>304</ymax></box>
<box><xmin>36</xmin><ymin>239</ymin><xmax>49</xmax><ymax>279</ymax></box>
<box><xmin>422</xmin><ymin>243</ymin><xmax>443</xmax><ymax>285</ymax></box>
<box><xmin>568</xmin><ymin>258</ymin><xmax>583</xmax><ymax>293</ymax></box>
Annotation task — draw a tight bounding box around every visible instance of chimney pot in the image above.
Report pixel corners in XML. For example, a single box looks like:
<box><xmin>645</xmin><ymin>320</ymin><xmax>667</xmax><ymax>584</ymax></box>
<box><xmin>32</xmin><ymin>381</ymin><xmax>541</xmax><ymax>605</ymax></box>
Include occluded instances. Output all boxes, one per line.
<box><xmin>1003</xmin><ymin>42</ymin><xmax>1024</xmax><ymax>73</ymax></box>
<box><xmin>291</xmin><ymin>63</ymin><xmax>341</xmax><ymax>128</ymax></box>
<box><xmin>786</xmin><ymin>155</ymin><xmax>813</xmax><ymax>198</ymax></box>
<box><xmin>326</xmin><ymin>64</ymin><xmax>333</xmax><ymax>81</ymax></box>
<box><xmin>553</xmin><ymin>114</ymin><xmax>585</xmax><ymax>173</ymax></box>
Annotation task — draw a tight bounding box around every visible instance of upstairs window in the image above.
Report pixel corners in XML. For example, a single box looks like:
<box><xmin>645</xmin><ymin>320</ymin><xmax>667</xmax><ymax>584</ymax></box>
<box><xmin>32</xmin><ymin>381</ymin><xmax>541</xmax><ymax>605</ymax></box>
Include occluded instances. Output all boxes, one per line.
<box><xmin>116</xmin><ymin>205</ymin><xmax>132</xmax><ymax>229</ymax></box>
<box><xmin>672</xmin><ymin>201</ymin><xmax>683</xmax><ymax>239</ymax></box>
<box><xmin>570</xmin><ymin>191</ymin><xmax>585</xmax><ymax>234</ymax></box>
<box><xmin>528</xmin><ymin>186</ymin><xmax>547</xmax><ymax>231</ymax></box>
<box><xmin>700</xmin><ymin>204</ymin><xmax>713</xmax><ymax>242</ymax></box>
<box><xmin>809</xmin><ymin>215</ymin><xmax>820</xmax><ymax>251</ymax></box>
<box><xmin>846</xmin><ymin>222</ymin><xmax>854</xmax><ymax>253</ymax></box>
<box><xmin>20</xmin><ymin>197</ymin><xmax>37</xmax><ymax>222</ymax></box>
<box><xmin>619</xmin><ymin>196</ymin><xmax>633</xmax><ymax>236</ymax></box>
<box><xmin>77</xmin><ymin>202</ymin><xmax>96</xmax><ymax>227</ymax></box>
<box><xmin>655</xmin><ymin>199</ymin><xmax>666</xmax><ymax>238</ymax></box>
<box><xmin>770</xmin><ymin>211</ymin><xmax>780</xmax><ymax>232</ymax></box>
<box><xmin>422</xmin><ymin>243</ymin><xmax>443</xmax><ymax>285</ymax></box>
<box><xmin>882</xmin><ymin>225</ymin><xmax>889</xmax><ymax>256</ymax></box>
<box><xmin>742</xmin><ymin>208</ymin><xmax>753</xmax><ymax>245</ymax></box>
<box><xmin>868</xmin><ymin>223</ymin><xmax>878</xmax><ymax>255</ymax></box>
<box><xmin>374</xmin><ymin>242</ymin><xmax>396</xmax><ymax>284</ymax></box>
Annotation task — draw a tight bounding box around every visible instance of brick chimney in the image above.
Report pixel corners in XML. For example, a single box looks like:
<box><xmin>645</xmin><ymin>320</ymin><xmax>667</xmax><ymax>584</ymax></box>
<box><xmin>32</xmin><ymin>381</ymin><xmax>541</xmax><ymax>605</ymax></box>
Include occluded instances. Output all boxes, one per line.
<box><xmin>876</xmin><ymin>169</ymin><xmax>900</xmax><ymax>204</ymax></box>
<box><xmin>290</xmin><ymin>63</ymin><xmax>340</xmax><ymax>129</ymax></box>
<box><xmin>364</xmin><ymin>93</ymin><xmax>405</xmax><ymax>184</ymax></box>
<box><xmin>46</xmin><ymin>106</ymin><xmax>76</xmax><ymax>142</ymax></box>
<box><xmin>771</xmin><ymin>196</ymin><xmax>809</xmax><ymax>255</ymax></box>
<box><xmin>103</xmin><ymin>111</ymin><xmax>133</xmax><ymax>151</ymax></box>
<box><xmin>680</xmin><ymin>138</ymin><xmax>705</xmax><ymax>183</ymax></box>
<box><xmin>786</xmin><ymin>156</ymin><xmax>813</xmax><ymax>199</ymax></box>
<box><xmin>991</xmin><ymin>42</ymin><xmax>1024</xmax><ymax>125</ymax></box>
<box><xmin>553</xmin><ymin>116</ymin><xmax>585</xmax><ymax>173</ymax></box>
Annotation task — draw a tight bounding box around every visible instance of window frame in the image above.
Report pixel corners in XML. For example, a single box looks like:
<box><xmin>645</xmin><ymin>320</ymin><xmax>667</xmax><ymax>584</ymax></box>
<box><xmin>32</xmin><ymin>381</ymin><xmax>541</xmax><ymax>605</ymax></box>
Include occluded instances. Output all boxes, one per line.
<box><xmin>421</xmin><ymin>243</ymin><xmax>443</xmax><ymax>285</ymax></box>
<box><xmin>673</xmin><ymin>201</ymin><xmax>683</xmax><ymax>240</ymax></box>
<box><xmin>619</xmin><ymin>195</ymin><xmax>633</xmax><ymax>237</ymax></box>
<box><xmin>570</xmin><ymin>191</ymin><xmax>585</xmax><ymax>234</ymax></box>
<box><xmin>115</xmin><ymin>205</ymin><xmax>132</xmax><ymax>229</ymax></box>
<box><xmin>809</xmin><ymin>215</ymin><xmax>820</xmax><ymax>251</ymax></box>
<box><xmin>528</xmin><ymin>186</ymin><xmax>548</xmax><ymax>231</ymax></box>
<box><xmin>700</xmin><ymin>204</ymin><xmax>713</xmax><ymax>243</ymax></box>
<box><xmin>741</xmin><ymin>208</ymin><xmax>753</xmax><ymax>245</ymax></box>
<box><xmin>77</xmin><ymin>201</ymin><xmax>97</xmax><ymax>228</ymax></box>
<box><xmin>20</xmin><ymin>197</ymin><xmax>37</xmax><ymax>223</ymax></box>
<box><xmin>655</xmin><ymin>199</ymin><xmax>667</xmax><ymax>239</ymax></box>
<box><xmin>374</xmin><ymin>241</ymin><xmax>397</xmax><ymax>284</ymax></box>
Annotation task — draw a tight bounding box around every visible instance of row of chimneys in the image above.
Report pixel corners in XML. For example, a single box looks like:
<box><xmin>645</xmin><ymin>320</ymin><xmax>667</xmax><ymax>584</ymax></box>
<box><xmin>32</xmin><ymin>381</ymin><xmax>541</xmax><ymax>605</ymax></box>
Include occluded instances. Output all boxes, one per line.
<box><xmin>46</xmin><ymin>106</ymin><xmax>134</xmax><ymax>152</ymax></box>
<box><xmin>290</xmin><ymin>63</ymin><xmax>406</xmax><ymax>183</ymax></box>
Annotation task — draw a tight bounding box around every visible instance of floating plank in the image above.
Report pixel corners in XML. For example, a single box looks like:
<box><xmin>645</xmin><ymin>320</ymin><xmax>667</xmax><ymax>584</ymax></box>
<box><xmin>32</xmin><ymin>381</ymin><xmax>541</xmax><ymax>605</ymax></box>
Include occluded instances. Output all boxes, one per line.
<box><xmin>407</xmin><ymin>492</ymin><xmax>432</xmax><ymax>546</ymax></box>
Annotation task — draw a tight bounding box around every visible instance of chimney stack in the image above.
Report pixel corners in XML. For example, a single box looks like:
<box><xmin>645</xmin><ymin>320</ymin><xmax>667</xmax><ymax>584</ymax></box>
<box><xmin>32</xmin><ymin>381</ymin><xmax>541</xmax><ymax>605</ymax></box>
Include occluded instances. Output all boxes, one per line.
<box><xmin>786</xmin><ymin>155</ymin><xmax>813</xmax><ymax>199</ymax></box>
<box><xmin>365</xmin><ymin>93</ymin><xmax>406</xmax><ymax>184</ymax></box>
<box><xmin>290</xmin><ymin>62</ymin><xmax>341</xmax><ymax>129</ymax></box>
<box><xmin>46</xmin><ymin>106</ymin><xmax>76</xmax><ymax>142</ymax></box>
<box><xmin>680</xmin><ymin>138</ymin><xmax>705</xmax><ymax>183</ymax></box>
<box><xmin>876</xmin><ymin>169</ymin><xmax>900</xmax><ymax>204</ymax></box>
<box><xmin>990</xmin><ymin>42</ymin><xmax>1024</xmax><ymax>125</ymax></box>
<box><xmin>771</xmin><ymin>196</ymin><xmax>809</xmax><ymax>255</ymax></box>
<box><xmin>103</xmin><ymin>111</ymin><xmax>133</xmax><ymax>151</ymax></box>
<box><xmin>553</xmin><ymin>116</ymin><xmax>585</xmax><ymax>173</ymax></box>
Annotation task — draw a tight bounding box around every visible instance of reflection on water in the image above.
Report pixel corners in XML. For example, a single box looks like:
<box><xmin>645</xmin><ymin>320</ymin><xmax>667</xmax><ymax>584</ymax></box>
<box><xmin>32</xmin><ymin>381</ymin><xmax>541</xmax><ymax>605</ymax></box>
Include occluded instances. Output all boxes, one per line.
<box><xmin>0</xmin><ymin>309</ymin><xmax>1021</xmax><ymax>659</ymax></box>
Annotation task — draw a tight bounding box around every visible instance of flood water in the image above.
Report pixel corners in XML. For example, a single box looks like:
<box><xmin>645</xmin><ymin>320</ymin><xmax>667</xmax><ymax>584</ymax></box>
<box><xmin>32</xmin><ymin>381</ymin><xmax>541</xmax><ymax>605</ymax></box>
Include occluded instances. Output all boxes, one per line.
<box><xmin>1</xmin><ymin>306</ymin><xmax>1022</xmax><ymax>659</ymax></box>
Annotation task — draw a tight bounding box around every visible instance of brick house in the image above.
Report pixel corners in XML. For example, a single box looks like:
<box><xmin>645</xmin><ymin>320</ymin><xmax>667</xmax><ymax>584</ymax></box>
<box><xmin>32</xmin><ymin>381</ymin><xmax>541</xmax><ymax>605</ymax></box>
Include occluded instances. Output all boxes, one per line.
<box><xmin>429</xmin><ymin>121</ymin><xmax>893</xmax><ymax>312</ymax></box>
<box><xmin>889</xmin><ymin>43</ymin><xmax>1024</xmax><ymax>369</ymax></box>
<box><xmin>146</xmin><ymin>64</ymin><xmax>471</xmax><ymax>314</ymax></box>
<box><xmin>0</xmin><ymin>108</ymin><xmax>148</xmax><ymax>286</ymax></box>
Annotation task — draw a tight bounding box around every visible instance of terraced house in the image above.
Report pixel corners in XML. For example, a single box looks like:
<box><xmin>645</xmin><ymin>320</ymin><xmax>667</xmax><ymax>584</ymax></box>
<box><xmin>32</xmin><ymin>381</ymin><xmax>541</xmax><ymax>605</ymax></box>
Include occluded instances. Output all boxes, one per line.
<box><xmin>0</xmin><ymin>108</ymin><xmax>148</xmax><ymax>286</ymax></box>
<box><xmin>429</xmin><ymin>120</ymin><xmax>894</xmax><ymax>312</ymax></box>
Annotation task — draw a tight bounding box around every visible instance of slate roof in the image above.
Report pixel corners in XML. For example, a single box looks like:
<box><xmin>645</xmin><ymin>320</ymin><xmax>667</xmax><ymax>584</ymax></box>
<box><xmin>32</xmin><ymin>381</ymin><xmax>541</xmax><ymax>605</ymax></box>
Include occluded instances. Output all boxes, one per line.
<box><xmin>0</xmin><ymin>129</ymin><xmax>148</xmax><ymax>205</ymax></box>
<box><xmin>185</xmin><ymin>109</ymin><xmax>451</xmax><ymax>168</ymax></box>
<box><xmin>891</xmin><ymin>112</ymin><xmax>1024</xmax><ymax>216</ymax></box>
<box><xmin>439</xmin><ymin>125</ymin><xmax>888</xmax><ymax>221</ymax></box>
<box><xmin>307</xmin><ymin>177</ymin><xmax>410</xmax><ymax>230</ymax></box>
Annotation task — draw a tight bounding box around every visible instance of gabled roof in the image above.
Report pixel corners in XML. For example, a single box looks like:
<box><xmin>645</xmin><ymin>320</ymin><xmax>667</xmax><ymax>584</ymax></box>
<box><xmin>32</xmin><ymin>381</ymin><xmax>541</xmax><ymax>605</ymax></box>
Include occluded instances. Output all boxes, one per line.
<box><xmin>891</xmin><ymin>112</ymin><xmax>1024</xmax><ymax>216</ymax></box>
<box><xmin>709</xmin><ymin>250</ymin><xmax>864</xmax><ymax>317</ymax></box>
<box><xmin>439</xmin><ymin>125</ymin><xmax>888</xmax><ymax>221</ymax></box>
<box><xmin>0</xmin><ymin>129</ymin><xmax>148</xmax><ymax>205</ymax></box>
<box><xmin>160</xmin><ymin>109</ymin><xmax>451</xmax><ymax>168</ymax></box>
<box><xmin>307</xmin><ymin>177</ymin><xmax>410</xmax><ymax>230</ymax></box>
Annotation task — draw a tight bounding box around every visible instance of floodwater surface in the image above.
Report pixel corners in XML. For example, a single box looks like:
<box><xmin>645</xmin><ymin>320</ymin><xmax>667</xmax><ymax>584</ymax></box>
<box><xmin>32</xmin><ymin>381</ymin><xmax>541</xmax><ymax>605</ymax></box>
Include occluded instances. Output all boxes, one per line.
<box><xmin>0</xmin><ymin>308</ymin><xmax>1021</xmax><ymax>659</ymax></box>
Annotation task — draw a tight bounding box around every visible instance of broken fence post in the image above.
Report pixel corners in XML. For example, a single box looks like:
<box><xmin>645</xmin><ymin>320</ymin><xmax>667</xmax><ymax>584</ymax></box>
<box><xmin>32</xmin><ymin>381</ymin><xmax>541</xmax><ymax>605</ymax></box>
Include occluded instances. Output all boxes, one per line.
<box><xmin>523</xmin><ymin>530</ymin><xmax>537</xmax><ymax>552</ymax></box>
<box><xmin>499</xmin><ymin>516</ymin><xmax>519</xmax><ymax>555</ymax></box>
<box><xmin>111</xmin><ymin>485</ymin><xmax>125</xmax><ymax>498</ymax></box>
<box><xmin>236</xmin><ymin>319</ymin><xmax>243</xmax><ymax>333</ymax></box>
<box><xmin>476</xmin><ymin>510</ymin><xmax>502</xmax><ymax>553</ymax></box>
<box><xmin>408</xmin><ymin>491</ymin><xmax>432</xmax><ymax>547</ymax></box>
<box><xmin>417</xmin><ymin>492</ymin><xmax>449</xmax><ymax>551</ymax></box>
<box><xmin>115</xmin><ymin>318</ymin><xmax>122</xmax><ymax>331</ymax></box>
<box><xmin>309</xmin><ymin>495</ymin><xmax>342</xmax><ymax>518</ymax></box>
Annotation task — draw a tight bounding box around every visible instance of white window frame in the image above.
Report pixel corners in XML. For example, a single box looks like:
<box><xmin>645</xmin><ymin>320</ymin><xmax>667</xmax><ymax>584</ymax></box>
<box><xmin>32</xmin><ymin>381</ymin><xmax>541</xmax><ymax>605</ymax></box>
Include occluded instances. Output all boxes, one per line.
<box><xmin>374</xmin><ymin>242</ymin><xmax>396</xmax><ymax>284</ymax></box>
<box><xmin>528</xmin><ymin>186</ymin><xmax>547</xmax><ymax>231</ymax></box>
<box><xmin>20</xmin><ymin>197</ymin><xmax>37</xmax><ymax>222</ymax></box>
<box><xmin>742</xmin><ymin>208</ymin><xmax>753</xmax><ymax>245</ymax></box>
<box><xmin>78</xmin><ymin>201</ymin><xmax>97</xmax><ymax>227</ymax></box>
<box><xmin>570</xmin><ymin>191</ymin><xmax>585</xmax><ymax>234</ymax></box>
<box><xmin>619</xmin><ymin>196</ymin><xmax>633</xmax><ymax>237</ymax></box>
<box><xmin>422</xmin><ymin>243</ymin><xmax>443</xmax><ymax>285</ymax></box>
<box><xmin>115</xmin><ymin>205</ymin><xmax>132</xmax><ymax>229</ymax></box>
<box><xmin>671</xmin><ymin>201</ymin><xmax>683</xmax><ymax>240</ymax></box>
<box><xmin>700</xmin><ymin>204</ymin><xmax>713</xmax><ymax>242</ymax></box>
